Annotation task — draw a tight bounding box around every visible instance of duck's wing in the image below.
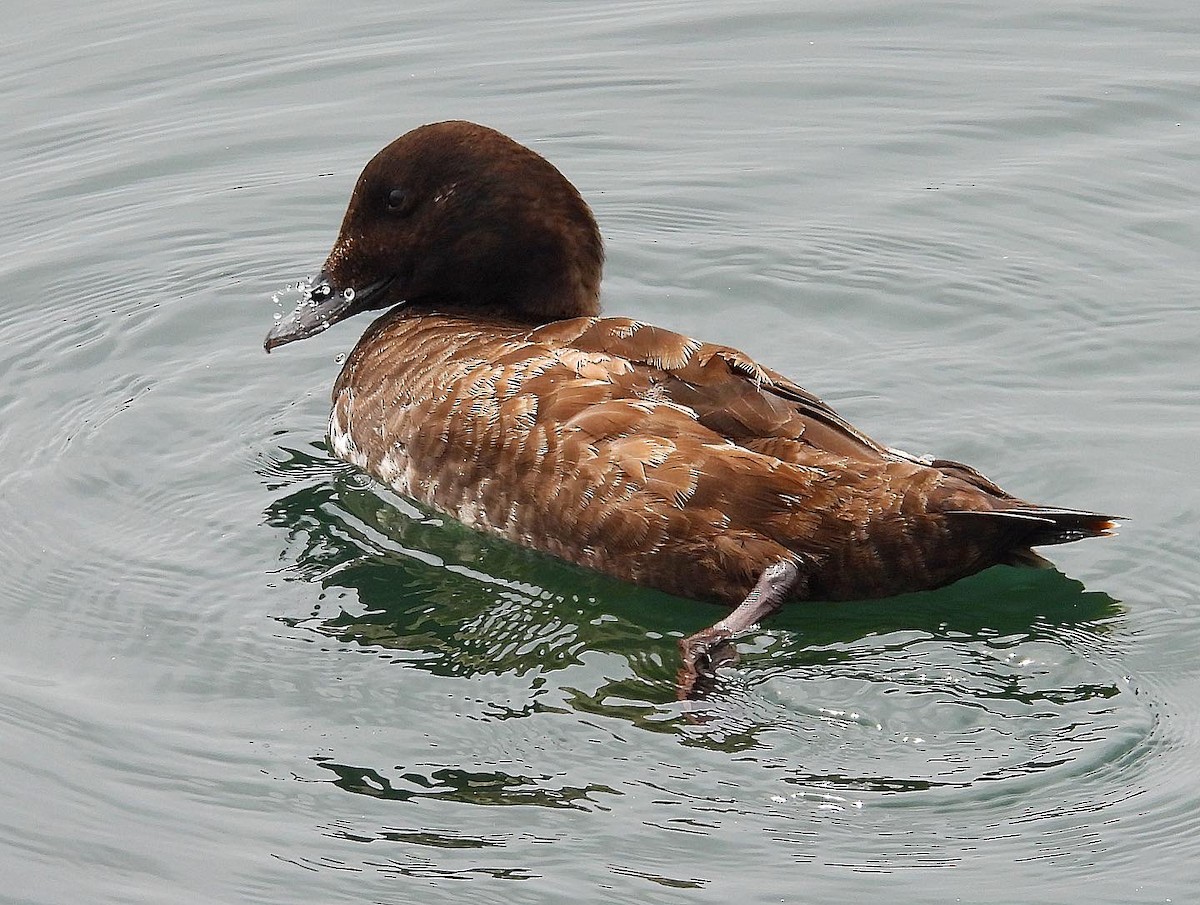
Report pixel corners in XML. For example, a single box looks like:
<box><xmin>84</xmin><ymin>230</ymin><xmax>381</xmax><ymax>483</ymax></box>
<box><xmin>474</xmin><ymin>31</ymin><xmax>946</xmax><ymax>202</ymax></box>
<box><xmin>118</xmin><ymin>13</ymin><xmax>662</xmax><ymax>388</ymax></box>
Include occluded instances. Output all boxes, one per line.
<box><xmin>541</xmin><ymin>316</ymin><xmax>889</xmax><ymax>462</ymax></box>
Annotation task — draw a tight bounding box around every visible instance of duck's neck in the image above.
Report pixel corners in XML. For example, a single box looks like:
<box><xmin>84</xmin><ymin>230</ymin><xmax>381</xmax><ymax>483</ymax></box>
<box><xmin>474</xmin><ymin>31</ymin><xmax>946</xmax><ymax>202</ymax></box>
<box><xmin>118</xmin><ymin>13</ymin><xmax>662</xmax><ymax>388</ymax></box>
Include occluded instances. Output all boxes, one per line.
<box><xmin>507</xmin><ymin>200</ymin><xmax>604</xmax><ymax>322</ymax></box>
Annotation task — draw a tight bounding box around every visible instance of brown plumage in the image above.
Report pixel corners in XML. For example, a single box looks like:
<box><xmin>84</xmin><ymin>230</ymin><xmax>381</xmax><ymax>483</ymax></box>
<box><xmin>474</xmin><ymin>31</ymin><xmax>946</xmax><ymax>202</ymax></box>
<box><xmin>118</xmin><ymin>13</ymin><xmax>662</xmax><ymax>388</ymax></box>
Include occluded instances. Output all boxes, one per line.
<box><xmin>266</xmin><ymin>120</ymin><xmax>1117</xmax><ymax>617</ymax></box>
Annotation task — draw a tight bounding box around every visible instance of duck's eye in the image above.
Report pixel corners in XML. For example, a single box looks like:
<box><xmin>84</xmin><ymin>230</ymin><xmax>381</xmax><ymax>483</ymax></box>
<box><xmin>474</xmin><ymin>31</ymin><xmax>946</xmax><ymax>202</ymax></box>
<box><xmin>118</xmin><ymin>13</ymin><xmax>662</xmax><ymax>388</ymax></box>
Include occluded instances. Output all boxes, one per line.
<box><xmin>386</xmin><ymin>188</ymin><xmax>410</xmax><ymax>214</ymax></box>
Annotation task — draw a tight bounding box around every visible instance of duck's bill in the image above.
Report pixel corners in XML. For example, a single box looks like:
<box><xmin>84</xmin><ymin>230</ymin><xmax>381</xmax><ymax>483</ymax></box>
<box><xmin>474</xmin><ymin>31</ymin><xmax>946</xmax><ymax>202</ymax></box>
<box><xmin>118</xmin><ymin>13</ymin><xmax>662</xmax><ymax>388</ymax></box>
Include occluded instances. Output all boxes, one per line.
<box><xmin>263</xmin><ymin>274</ymin><xmax>393</xmax><ymax>352</ymax></box>
<box><xmin>263</xmin><ymin>287</ymin><xmax>352</xmax><ymax>352</ymax></box>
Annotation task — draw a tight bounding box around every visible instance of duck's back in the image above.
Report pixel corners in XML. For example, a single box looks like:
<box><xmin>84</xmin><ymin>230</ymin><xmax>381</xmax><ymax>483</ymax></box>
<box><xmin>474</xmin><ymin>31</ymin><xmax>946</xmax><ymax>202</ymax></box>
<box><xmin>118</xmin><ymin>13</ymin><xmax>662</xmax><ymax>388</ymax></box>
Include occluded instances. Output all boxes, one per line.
<box><xmin>328</xmin><ymin>308</ymin><xmax>1070</xmax><ymax>603</ymax></box>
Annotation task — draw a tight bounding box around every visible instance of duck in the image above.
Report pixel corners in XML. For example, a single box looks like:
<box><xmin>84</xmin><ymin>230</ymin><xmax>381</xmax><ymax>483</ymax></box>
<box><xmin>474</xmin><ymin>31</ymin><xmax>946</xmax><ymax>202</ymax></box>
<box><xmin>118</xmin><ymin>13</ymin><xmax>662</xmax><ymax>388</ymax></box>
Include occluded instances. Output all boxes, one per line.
<box><xmin>265</xmin><ymin>120</ymin><xmax>1117</xmax><ymax>689</ymax></box>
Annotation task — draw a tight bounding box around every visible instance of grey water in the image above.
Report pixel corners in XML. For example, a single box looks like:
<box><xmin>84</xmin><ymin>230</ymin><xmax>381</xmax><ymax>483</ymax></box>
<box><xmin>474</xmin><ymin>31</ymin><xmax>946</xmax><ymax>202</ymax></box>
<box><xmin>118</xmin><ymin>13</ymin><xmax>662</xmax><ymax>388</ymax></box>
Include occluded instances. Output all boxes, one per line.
<box><xmin>2</xmin><ymin>1</ymin><xmax>1198</xmax><ymax>902</ymax></box>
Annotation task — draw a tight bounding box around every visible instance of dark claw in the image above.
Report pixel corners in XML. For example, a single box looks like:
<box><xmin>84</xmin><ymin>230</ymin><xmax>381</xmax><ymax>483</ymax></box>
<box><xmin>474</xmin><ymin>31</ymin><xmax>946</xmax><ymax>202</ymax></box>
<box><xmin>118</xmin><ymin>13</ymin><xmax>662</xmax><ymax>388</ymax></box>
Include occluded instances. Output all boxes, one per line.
<box><xmin>677</xmin><ymin>628</ymin><xmax>739</xmax><ymax>700</ymax></box>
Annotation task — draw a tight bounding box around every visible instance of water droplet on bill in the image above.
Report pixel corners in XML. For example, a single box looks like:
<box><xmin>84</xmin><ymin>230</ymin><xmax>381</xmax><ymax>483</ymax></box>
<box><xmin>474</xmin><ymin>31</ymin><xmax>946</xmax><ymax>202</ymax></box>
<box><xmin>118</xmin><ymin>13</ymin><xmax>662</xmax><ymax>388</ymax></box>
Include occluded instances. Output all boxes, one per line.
<box><xmin>271</xmin><ymin>280</ymin><xmax>313</xmax><ymax>310</ymax></box>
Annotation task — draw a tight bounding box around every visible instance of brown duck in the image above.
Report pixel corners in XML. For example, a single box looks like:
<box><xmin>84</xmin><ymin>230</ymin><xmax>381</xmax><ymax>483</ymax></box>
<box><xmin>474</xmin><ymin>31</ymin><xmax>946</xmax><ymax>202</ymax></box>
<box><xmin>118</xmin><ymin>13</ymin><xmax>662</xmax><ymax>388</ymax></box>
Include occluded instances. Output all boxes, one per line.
<box><xmin>265</xmin><ymin>121</ymin><xmax>1117</xmax><ymax>688</ymax></box>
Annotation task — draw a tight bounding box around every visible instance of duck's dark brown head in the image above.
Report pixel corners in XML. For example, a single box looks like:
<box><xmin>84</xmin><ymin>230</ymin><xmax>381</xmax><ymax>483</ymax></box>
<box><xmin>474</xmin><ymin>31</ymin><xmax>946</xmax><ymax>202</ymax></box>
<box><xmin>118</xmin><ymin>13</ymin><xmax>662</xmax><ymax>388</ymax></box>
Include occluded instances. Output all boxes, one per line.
<box><xmin>265</xmin><ymin>121</ymin><xmax>604</xmax><ymax>351</ymax></box>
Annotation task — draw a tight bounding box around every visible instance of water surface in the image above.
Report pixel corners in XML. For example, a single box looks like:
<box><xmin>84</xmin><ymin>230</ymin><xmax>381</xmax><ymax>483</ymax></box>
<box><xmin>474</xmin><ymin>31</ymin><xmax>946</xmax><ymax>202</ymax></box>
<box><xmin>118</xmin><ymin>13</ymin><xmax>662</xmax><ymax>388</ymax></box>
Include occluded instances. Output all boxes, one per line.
<box><xmin>3</xmin><ymin>2</ymin><xmax>1198</xmax><ymax>902</ymax></box>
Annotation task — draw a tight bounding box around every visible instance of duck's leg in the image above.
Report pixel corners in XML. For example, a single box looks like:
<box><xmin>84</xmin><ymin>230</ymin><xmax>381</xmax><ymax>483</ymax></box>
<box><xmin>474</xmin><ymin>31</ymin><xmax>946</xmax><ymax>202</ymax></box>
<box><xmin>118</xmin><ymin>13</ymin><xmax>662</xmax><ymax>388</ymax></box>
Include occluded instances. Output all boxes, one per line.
<box><xmin>678</xmin><ymin>559</ymin><xmax>802</xmax><ymax>698</ymax></box>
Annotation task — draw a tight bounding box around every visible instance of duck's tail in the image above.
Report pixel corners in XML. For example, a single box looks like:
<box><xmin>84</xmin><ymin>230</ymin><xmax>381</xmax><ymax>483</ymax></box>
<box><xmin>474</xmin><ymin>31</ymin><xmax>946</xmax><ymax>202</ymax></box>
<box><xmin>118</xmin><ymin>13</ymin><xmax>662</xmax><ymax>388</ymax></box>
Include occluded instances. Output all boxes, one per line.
<box><xmin>947</xmin><ymin>506</ymin><xmax>1122</xmax><ymax>548</ymax></box>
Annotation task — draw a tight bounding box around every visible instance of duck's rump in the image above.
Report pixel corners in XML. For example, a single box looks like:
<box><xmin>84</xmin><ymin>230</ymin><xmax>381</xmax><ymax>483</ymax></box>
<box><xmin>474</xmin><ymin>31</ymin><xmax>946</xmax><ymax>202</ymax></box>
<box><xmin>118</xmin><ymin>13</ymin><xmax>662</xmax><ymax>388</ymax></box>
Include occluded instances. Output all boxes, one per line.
<box><xmin>328</xmin><ymin>310</ymin><xmax>1111</xmax><ymax>604</ymax></box>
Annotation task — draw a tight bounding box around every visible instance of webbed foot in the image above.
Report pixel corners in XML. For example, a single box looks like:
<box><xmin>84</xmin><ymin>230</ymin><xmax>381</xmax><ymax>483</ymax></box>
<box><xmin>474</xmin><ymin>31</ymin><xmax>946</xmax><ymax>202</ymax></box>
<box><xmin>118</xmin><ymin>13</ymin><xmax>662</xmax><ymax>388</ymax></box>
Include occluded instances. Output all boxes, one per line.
<box><xmin>676</xmin><ymin>559</ymin><xmax>802</xmax><ymax>700</ymax></box>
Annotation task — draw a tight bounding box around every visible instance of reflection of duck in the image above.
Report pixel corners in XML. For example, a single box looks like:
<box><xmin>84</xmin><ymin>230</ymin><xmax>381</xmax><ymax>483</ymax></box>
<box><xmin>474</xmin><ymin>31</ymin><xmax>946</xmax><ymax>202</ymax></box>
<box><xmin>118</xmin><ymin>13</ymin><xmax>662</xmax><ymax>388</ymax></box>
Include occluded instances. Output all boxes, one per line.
<box><xmin>265</xmin><ymin>121</ymin><xmax>1118</xmax><ymax>683</ymax></box>
<box><xmin>263</xmin><ymin>456</ymin><xmax>1127</xmax><ymax>790</ymax></box>
<box><xmin>263</xmin><ymin>449</ymin><xmax>1121</xmax><ymax>730</ymax></box>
